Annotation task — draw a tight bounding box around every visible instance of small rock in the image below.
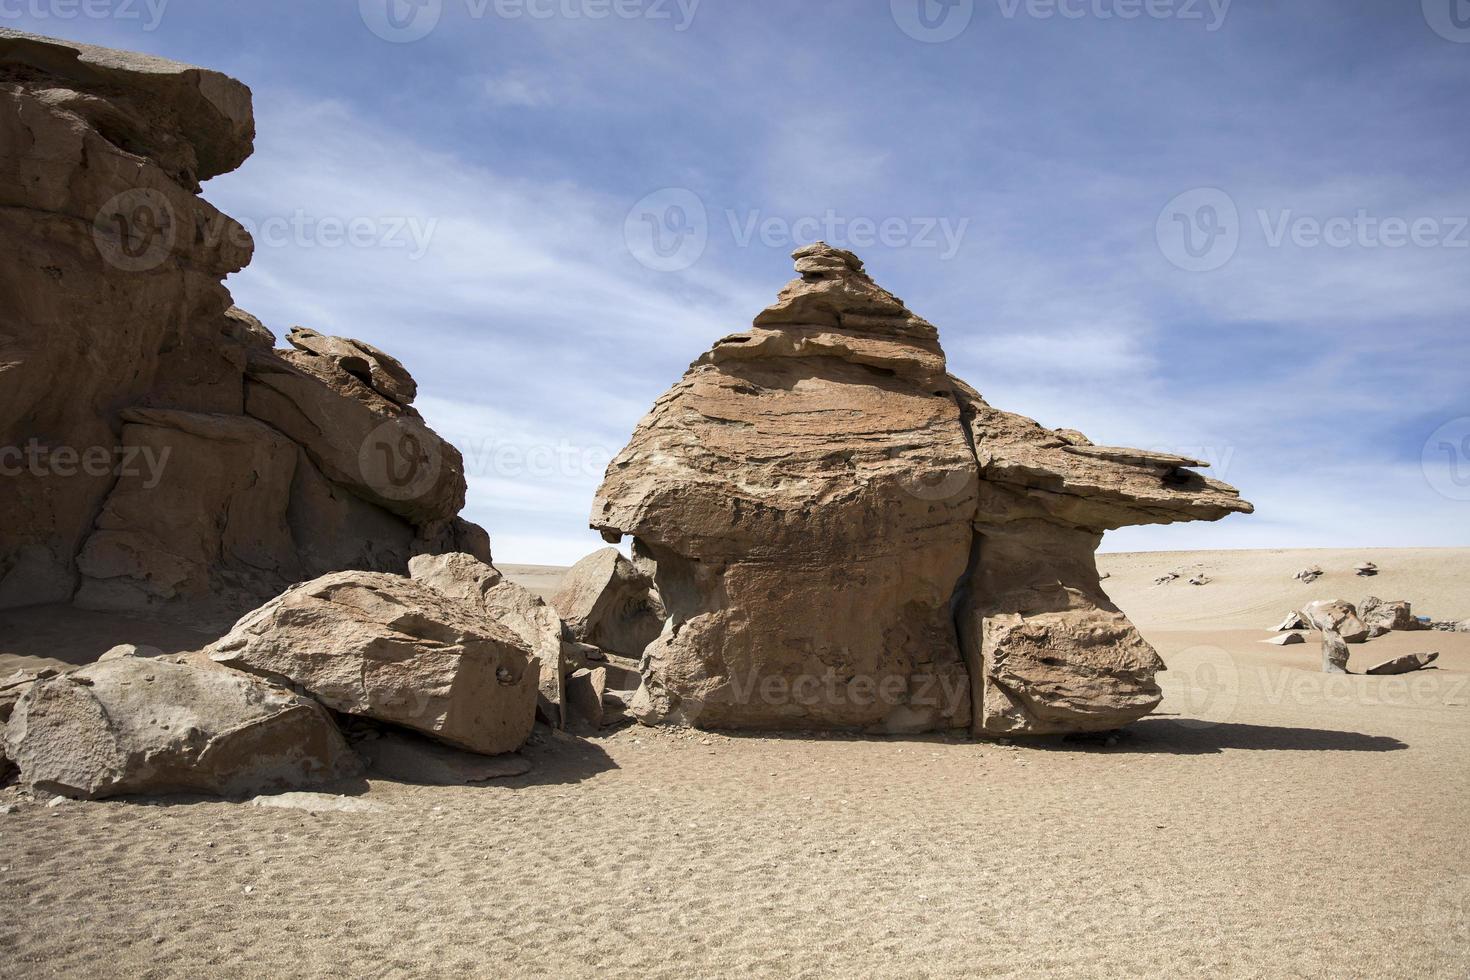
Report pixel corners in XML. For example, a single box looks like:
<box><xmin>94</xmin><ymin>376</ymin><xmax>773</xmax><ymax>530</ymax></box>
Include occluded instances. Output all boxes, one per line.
<box><xmin>1294</xmin><ymin>566</ymin><xmax>1323</xmax><ymax>583</ymax></box>
<box><xmin>1274</xmin><ymin>611</ymin><xmax>1309</xmax><ymax>632</ymax></box>
<box><xmin>1261</xmin><ymin>633</ymin><xmax>1305</xmax><ymax>646</ymax></box>
<box><xmin>46</xmin><ymin>796</ymin><xmax>68</xmax><ymax>808</ymax></box>
<box><xmin>1355</xmin><ymin>562</ymin><xmax>1378</xmax><ymax>576</ymax></box>
<box><xmin>1187</xmin><ymin>574</ymin><xmax>1211</xmax><ymax>586</ymax></box>
<box><xmin>1154</xmin><ymin>571</ymin><xmax>1181</xmax><ymax>586</ymax></box>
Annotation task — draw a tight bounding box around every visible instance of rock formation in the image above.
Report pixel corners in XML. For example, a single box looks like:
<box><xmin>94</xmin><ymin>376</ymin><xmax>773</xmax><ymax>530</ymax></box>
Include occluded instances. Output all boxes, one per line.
<box><xmin>1302</xmin><ymin>600</ymin><xmax>1370</xmax><ymax>644</ymax></box>
<box><xmin>591</xmin><ymin>243</ymin><xmax>1252</xmax><ymax>735</ymax></box>
<box><xmin>1359</xmin><ymin>597</ymin><xmax>1421</xmax><ymax>633</ymax></box>
<box><xmin>208</xmin><ymin>571</ymin><xmax>539</xmax><ymax>756</ymax></box>
<box><xmin>0</xmin><ymin>30</ymin><xmax>486</xmax><ymax>629</ymax></box>
<box><xmin>4</xmin><ymin>658</ymin><xmax>360</xmax><ymax>799</ymax></box>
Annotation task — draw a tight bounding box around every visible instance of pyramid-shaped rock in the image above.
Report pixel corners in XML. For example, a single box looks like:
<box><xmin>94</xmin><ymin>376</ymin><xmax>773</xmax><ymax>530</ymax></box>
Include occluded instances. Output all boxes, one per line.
<box><xmin>592</xmin><ymin>243</ymin><xmax>1251</xmax><ymax>735</ymax></box>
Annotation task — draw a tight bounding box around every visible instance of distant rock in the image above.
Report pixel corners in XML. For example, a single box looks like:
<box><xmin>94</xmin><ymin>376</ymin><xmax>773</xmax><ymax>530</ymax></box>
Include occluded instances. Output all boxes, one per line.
<box><xmin>1301</xmin><ymin>600</ymin><xmax>1369</xmax><ymax>644</ymax></box>
<box><xmin>1294</xmin><ymin>566</ymin><xmax>1323</xmax><ymax>584</ymax></box>
<box><xmin>1365</xmin><ymin>652</ymin><xmax>1439</xmax><ymax>676</ymax></box>
<box><xmin>1274</xmin><ymin>611</ymin><xmax>1309</xmax><ymax>631</ymax></box>
<box><xmin>209</xmin><ymin>571</ymin><xmax>539</xmax><ymax>756</ymax></box>
<box><xmin>4</xmin><ymin>658</ymin><xmax>360</xmax><ymax>800</ymax></box>
<box><xmin>1355</xmin><ymin>562</ymin><xmax>1379</xmax><ymax>577</ymax></box>
<box><xmin>1188</xmin><ymin>574</ymin><xmax>1211</xmax><ymax>586</ymax></box>
<box><xmin>1359</xmin><ymin>597</ymin><xmax>1421</xmax><ymax>633</ymax></box>
<box><xmin>1154</xmin><ymin>571</ymin><xmax>1181</xmax><ymax>585</ymax></box>
<box><xmin>1321</xmin><ymin>629</ymin><xmax>1350</xmax><ymax>674</ymax></box>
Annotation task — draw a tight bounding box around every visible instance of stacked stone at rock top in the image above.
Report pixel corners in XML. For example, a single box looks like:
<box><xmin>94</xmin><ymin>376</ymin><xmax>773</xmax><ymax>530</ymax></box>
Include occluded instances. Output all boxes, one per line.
<box><xmin>592</xmin><ymin>242</ymin><xmax>1252</xmax><ymax>736</ymax></box>
<box><xmin>0</xmin><ymin>29</ymin><xmax>486</xmax><ymax>629</ymax></box>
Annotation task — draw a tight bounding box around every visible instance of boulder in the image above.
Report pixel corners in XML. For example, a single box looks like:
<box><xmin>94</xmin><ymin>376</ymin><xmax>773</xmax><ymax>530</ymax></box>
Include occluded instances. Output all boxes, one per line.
<box><xmin>1355</xmin><ymin>562</ymin><xmax>1378</xmax><ymax>577</ymax></box>
<box><xmin>1321</xmin><ymin>630</ymin><xmax>1350</xmax><ymax>674</ymax></box>
<box><xmin>550</xmin><ymin>548</ymin><xmax>664</xmax><ymax>660</ymax></box>
<box><xmin>0</xmin><ymin>30</ymin><xmax>489</xmax><ymax>626</ymax></box>
<box><xmin>590</xmin><ymin>244</ymin><xmax>1252</xmax><ymax>735</ymax></box>
<box><xmin>407</xmin><ymin>552</ymin><xmax>568</xmax><ymax>728</ymax></box>
<box><xmin>1294</xmin><ymin>566</ymin><xmax>1323</xmax><ymax>583</ymax></box>
<box><xmin>1301</xmin><ymin>600</ymin><xmax>1370</xmax><ymax>644</ymax></box>
<box><xmin>1359</xmin><ymin>597</ymin><xmax>1421</xmax><ymax>633</ymax></box>
<box><xmin>3</xmin><ymin>658</ymin><xmax>360</xmax><ymax>799</ymax></box>
<box><xmin>209</xmin><ymin>571</ymin><xmax>538</xmax><ymax>755</ymax></box>
<box><xmin>1262</xmin><ymin>633</ymin><xmax>1305</xmax><ymax>646</ymax></box>
<box><xmin>1365</xmin><ymin>652</ymin><xmax>1439</xmax><ymax>676</ymax></box>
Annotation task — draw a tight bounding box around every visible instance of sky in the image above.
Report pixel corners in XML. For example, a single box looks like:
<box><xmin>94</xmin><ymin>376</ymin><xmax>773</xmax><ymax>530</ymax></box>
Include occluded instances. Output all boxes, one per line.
<box><xmin>10</xmin><ymin>0</ymin><xmax>1469</xmax><ymax>564</ymax></box>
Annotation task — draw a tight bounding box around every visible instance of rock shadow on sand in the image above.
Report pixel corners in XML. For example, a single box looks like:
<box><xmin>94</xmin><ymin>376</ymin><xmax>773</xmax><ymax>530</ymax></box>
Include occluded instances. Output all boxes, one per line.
<box><xmin>1062</xmin><ymin>718</ymin><xmax>1409</xmax><ymax>755</ymax></box>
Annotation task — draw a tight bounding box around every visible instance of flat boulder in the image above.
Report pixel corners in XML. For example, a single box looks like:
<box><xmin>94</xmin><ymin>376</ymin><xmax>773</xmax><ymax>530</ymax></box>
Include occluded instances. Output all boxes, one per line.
<box><xmin>1365</xmin><ymin>652</ymin><xmax>1439</xmax><ymax>676</ymax></box>
<box><xmin>209</xmin><ymin>571</ymin><xmax>538</xmax><ymax>756</ymax></box>
<box><xmin>1301</xmin><ymin>600</ymin><xmax>1369</xmax><ymax>644</ymax></box>
<box><xmin>3</xmin><ymin>658</ymin><xmax>360</xmax><ymax>800</ymax></box>
<box><xmin>1262</xmin><ymin>633</ymin><xmax>1305</xmax><ymax>646</ymax></box>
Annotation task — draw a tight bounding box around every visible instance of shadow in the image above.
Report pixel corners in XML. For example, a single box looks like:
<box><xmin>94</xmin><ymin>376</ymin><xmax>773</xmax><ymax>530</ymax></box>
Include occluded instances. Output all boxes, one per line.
<box><xmin>0</xmin><ymin>603</ymin><xmax>220</xmax><ymax>670</ymax></box>
<box><xmin>1030</xmin><ymin>718</ymin><xmax>1409</xmax><ymax>755</ymax></box>
<box><xmin>106</xmin><ymin>775</ymin><xmax>374</xmax><ymax>809</ymax></box>
<box><xmin>511</xmin><ymin>727</ymin><xmax>621</xmax><ymax>786</ymax></box>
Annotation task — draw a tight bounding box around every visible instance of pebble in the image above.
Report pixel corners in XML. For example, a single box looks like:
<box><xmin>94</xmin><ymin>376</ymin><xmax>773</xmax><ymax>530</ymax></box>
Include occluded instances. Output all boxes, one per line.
<box><xmin>242</xmin><ymin>885</ymin><xmax>254</xmax><ymax>895</ymax></box>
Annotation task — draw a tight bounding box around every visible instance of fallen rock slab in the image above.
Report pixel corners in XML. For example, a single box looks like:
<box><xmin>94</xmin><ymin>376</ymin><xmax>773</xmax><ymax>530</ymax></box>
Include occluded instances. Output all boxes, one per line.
<box><xmin>1365</xmin><ymin>652</ymin><xmax>1439</xmax><ymax>676</ymax></box>
<box><xmin>251</xmin><ymin>792</ymin><xmax>381</xmax><ymax>814</ymax></box>
<box><xmin>209</xmin><ymin>571</ymin><xmax>538</xmax><ymax>756</ymax></box>
<box><xmin>3</xmin><ymin>658</ymin><xmax>361</xmax><ymax>800</ymax></box>
<box><xmin>358</xmin><ymin>730</ymin><xmax>532</xmax><ymax>784</ymax></box>
<box><xmin>1262</xmin><ymin>633</ymin><xmax>1305</xmax><ymax>646</ymax></box>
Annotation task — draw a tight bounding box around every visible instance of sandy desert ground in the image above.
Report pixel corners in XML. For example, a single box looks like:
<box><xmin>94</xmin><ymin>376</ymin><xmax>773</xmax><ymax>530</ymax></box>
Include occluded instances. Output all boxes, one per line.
<box><xmin>2</xmin><ymin>548</ymin><xmax>1467</xmax><ymax>978</ymax></box>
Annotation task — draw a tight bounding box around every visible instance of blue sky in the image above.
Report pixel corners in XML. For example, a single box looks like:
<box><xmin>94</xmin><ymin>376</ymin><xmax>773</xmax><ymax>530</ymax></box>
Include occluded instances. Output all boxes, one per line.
<box><xmin>11</xmin><ymin>0</ymin><xmax>1469</xmax><ymax>563</ymax></box>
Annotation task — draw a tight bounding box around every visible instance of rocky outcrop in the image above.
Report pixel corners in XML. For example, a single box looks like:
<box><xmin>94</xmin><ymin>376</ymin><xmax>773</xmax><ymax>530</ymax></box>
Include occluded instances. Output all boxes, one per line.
<box><xmin>3</xmin><ymin>658</ymin><xmax>360</xmax><ymax>799</ymax></box>
<box><xmin>0</xmin><ymin>30</ymin><xmax>487</xmax><ymax>628</ymax></box>
<box><xmin>1302</xmin><ymin>600</ymin><xmax>1370</xmax><ymax>644</ymax></box>
<box><xmin>551</xmin><ymin>548</ymin><xmax>664</xmax><ymax>660</ymax></box>
<box><xmin>591</xmin><ymin>244</ymin><xmax>1251</xmax><ymax>735</ymax></box>
<box><xmin>208</xmin><ymin>571</ymin><xmax>539</xmax><ymax>755</ymax></box>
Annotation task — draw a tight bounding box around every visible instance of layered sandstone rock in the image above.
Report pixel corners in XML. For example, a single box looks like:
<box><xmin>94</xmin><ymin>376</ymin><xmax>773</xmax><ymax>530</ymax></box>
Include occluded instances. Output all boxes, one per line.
<box><xmin>208</xmin><ymin>571</ymin><xmax>539</xmax><ymax>755</ymax></box>
<box><xmin>592</xmin><ymin>243</ymin><xmax>1252</xmax><ymax>735</ymax></box>
<box><xmin>4</xmin><ymin>658</ymin><xmax>360</xmax><ymax>799</ymax></box>
<box><xmin>0</xmin><ymin>30</ymin><xmax>486</xmax><ymax>628</ymax></box>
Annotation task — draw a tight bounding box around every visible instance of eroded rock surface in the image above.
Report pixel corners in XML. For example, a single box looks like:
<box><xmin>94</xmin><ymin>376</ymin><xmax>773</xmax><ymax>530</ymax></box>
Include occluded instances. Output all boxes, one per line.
<box><xmin>591</xmin><ymin>244</ymin><xmax>1251</xmax><ymax>735</ymax></box>
<box><xmin>4</xmin><ymin>658</ymin><xmax>360</xmax><ymax>799</ymax></box>
<box><xmin>0</xmin><ymin>30</ymin><xmax>487</xmax><ymax>628</ymax></box>
<box><xmin>551</xmin><ymin>548</ymin><xmax>664</xmax><ymax>660</ymax></box>
<box><xmin>1302</xmin><ymin>600</ymin><xmax>1370</xmax><ymax>644</ymax></box>
<box><xmin>208</xmin><ymin>571</ymin><xmax>538</xmax><ymax>755</ymax></box>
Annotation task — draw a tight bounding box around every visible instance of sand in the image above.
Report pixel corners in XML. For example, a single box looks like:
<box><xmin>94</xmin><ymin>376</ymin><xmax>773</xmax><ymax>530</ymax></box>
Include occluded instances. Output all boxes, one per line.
<box><xmin>2</xmin><ymin>549</ymin><xmax>1467</xmax><ymax>978</ymax></box>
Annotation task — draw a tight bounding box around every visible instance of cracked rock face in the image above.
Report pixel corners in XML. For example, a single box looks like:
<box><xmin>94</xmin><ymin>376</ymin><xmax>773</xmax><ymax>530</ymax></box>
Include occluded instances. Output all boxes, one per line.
<box><xmin>592</xmin><ymin>243</ymin><xmax>1252</xmax><ymax>735</ymax></box>
<box><xmin>0</xmin><ymin>31</ymin><xmax>486</xmax><ymax>626</ymax></box>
